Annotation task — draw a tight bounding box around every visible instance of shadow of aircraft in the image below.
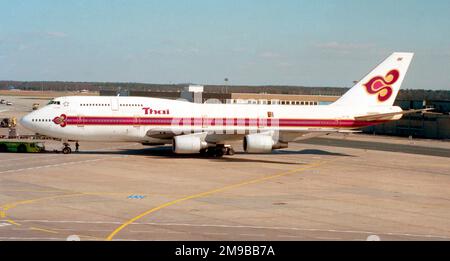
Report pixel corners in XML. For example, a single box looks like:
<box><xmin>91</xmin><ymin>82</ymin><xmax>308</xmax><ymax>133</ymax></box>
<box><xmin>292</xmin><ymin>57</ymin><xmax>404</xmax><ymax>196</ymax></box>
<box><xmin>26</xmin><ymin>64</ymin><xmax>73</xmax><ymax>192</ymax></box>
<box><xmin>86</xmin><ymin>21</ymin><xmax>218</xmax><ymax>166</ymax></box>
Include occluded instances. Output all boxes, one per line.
<box><xmin>273</xmin><ymin>149</ymin><xmax>353</xmax><ymax>157</ymax></box>
<box><xmin>297</xmin><ymin>138</ymin><xmax>450</xmax><ymax>158</ymax></box>
<box><xmin>78</xmin><ymin>146</ymin><xmax>305</xmax><ymax>165</ymax></box>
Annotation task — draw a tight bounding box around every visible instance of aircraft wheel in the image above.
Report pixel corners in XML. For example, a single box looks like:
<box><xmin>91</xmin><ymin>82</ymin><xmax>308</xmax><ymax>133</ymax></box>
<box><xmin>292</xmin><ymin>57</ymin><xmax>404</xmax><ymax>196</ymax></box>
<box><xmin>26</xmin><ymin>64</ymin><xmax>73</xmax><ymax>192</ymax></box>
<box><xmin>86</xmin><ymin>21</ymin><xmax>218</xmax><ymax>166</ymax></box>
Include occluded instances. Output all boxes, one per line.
<box><xmin>226</xmin><ymin>147</ymin><xmax>235</xmax><ymax>156</ymax></box>
<box><xmin>204</xmin><ymin>147</ymin><xmax>223</xmax><ymax>158</ymax></box>
<box><xmin>213</xmin><ymin>148</ymin><xmax>224</xmax><ymax>158</ymax></box>
<box><xmin>62</xmin><ymin>146</ymin><xmax>72</xmax><ymax>154</ymax></box>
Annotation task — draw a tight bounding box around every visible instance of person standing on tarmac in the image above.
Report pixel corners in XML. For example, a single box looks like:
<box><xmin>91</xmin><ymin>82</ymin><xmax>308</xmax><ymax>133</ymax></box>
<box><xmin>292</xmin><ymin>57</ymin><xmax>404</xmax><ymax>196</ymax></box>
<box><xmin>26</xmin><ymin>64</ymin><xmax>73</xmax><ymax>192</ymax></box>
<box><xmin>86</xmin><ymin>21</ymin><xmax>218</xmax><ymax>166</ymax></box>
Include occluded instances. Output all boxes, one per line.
<box><xmin>75</xmin><ymin>142</ymin><xmax>79</xmax><ymax>152</ymax></box>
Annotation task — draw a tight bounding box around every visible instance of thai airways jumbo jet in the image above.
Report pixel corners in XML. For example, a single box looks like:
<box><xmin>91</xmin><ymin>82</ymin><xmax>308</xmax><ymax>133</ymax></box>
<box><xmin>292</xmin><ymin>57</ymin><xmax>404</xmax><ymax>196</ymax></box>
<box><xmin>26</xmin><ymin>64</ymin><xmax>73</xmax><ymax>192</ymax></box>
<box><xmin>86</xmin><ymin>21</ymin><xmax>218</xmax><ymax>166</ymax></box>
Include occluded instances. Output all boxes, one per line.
<box><xmin>20</xmin><ymin>53</ymin><xmax>429</xmax><ymax>156</ymax></box>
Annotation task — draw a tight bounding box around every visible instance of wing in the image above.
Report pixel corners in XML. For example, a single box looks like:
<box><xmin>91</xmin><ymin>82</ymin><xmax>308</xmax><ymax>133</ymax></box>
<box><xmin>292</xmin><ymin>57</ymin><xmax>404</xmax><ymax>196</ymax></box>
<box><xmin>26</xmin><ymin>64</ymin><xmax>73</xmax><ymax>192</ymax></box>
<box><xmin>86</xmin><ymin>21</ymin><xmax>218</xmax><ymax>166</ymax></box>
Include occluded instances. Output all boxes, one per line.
<box><xmin>145</xmin><ymin>127</ymin><xmax>360</xmax><ymax>144</ymax></box>
<box><xmin>354</xmin><ymin>108</ymin><xmax>433</xmax><ymax>121</ymax></box>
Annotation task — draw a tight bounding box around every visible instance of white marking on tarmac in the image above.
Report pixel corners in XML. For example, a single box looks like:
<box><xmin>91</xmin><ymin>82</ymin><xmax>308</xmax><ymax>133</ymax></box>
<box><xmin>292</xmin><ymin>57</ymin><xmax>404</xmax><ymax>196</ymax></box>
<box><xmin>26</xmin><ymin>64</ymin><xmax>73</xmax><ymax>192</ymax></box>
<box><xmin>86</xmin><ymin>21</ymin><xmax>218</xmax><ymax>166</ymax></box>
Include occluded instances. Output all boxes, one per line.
<box><xmin>128</xmin><ymin>230</ymin><xmax>187</xmax><ymax>235</ymax></box>
<box><xmin>51</xmin><ymin>228</ymin><xmax>113</xmax><ymax>232</ymax></box>
<box><xmin>166</xmin><ymin>231</ymin><xmax>184</xmax><ymax>234</ymax></box>
<box><xmin>0</xmin><ymin>154</ymin><xmax>122</xmax><ymax>167</ymax></box>
<box><xmin>0</xmin><ymin>223</ymin><xmax>12</xmax><ymax>227</ymax></box>
<box><xmin>0</xmin><ymin>144</ymin><xmax>138</xmax><ymax>165</ymax></box>
<box><xmin>239</xmin><ymin>233</ymin><xmax>266</xmax><ymax>237</ymax></box>
<box><xmin>203</xmin><ymin>232</ymin><xmax>228</xmax><ymax>236</ymax></box>
<box><xmin>5</xmin><ymin>219</ymin><xmax>450</xmax><ymax>240</ymax></box>
<box><xmin>315</xmin><ymin>236</ymin><xmax>342</xmax><ymax>240</ymax></box>
<box><xmin>0</xmin><ymin>156</ymin><xmax>127</xmax><ymax>174</ymax></box>
<box><xmin>0</xmin><ymin>155</ymin><xmax>56</xmax><ymax>163</ymax></box>
<box><xmin>0</xmin><ymin>236</ymin><xmax>63</xmax><ymax>240</ymax></box>
<box><xmin>276</xmin><ymin>235</ymin><xmax>303</xmax><ymax>239</ymax></box>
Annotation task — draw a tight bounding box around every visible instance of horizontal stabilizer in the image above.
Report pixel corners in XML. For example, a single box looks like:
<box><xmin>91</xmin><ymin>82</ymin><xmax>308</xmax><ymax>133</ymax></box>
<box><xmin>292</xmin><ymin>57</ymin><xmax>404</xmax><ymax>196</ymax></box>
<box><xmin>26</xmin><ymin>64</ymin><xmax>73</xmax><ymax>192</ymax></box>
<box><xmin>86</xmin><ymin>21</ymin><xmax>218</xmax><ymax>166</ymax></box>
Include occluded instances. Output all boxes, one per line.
<box><xmin>354</xmin><ymin>108</ymin><xmax>434</xmax><ymax>121</ymax></box>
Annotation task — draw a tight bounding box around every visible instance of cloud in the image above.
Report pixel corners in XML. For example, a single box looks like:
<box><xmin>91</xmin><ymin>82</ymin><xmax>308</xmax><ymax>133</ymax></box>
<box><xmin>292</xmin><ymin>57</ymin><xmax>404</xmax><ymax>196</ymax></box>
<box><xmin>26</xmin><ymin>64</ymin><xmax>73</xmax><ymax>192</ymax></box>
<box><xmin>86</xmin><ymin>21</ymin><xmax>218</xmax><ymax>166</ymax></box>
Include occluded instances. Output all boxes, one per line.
<box><xmin>258</xmin><ymin>51</ymin><xmax>281</xmax><ymax>59</ymax></box>
<box><xmin>276</xmin><ymin>61</ymin><xmax>294</xmax><ymax>68</ymax></box>
<box><xmin>46</xmin><ymin>32</ymin><xmax>68</xmax><ymax>38</ymax></box>
<box><xmin>314</xmin><ymin>41</ymin><xmax>374</xmax><ymax>51</ymax></box>
<box><xmin>146</xmin><ymin>47</ymin><xmax>200</xmax><ymax>56</ymax></box>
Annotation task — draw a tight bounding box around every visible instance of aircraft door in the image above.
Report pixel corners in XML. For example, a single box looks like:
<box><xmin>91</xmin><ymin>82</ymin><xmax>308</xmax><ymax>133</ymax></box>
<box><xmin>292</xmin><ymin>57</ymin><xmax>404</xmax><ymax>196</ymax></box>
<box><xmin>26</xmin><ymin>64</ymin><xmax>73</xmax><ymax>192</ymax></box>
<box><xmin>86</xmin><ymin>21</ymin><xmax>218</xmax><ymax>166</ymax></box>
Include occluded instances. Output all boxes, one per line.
<box><xmin>77</xmin><ymin>115</ymin><xmax>84</xmax><ymax>127</ymax></box>
<box><xmin>111</xmin><ymin>98</ymin><xmax>119</xmax><ymax>111</ymax></box>
<box><xmin>258</xmin><ymin>111</ymin><xmax>270</xmax><ymax>130</ymax></box>
<box><xmin>202</xmin><ymin>114</ymin><xmax>211</xmax><ymax>132</ymax></box>
<box><xmin>128</xmin><ymin>115</ymin><xmax>145</xmax><ymax>138</ymax></box>
<box><xmin>133</xmin><ymin>115</ymin><xmax>140</xmax><ymax>127</ymax></box>
<box><xmin>202</xmin><ymin>115</ymin><xmax>207</xmax><ymax>129</ymax></box>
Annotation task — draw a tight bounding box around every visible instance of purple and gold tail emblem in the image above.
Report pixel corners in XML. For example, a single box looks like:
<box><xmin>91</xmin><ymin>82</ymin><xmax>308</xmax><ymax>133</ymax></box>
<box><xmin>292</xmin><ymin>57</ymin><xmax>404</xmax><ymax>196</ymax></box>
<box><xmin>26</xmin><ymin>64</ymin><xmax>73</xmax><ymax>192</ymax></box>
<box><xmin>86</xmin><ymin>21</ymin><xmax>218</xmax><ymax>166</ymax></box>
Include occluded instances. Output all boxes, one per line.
<box><xmin>364</xmin><ymin>69</ymin><xmax>400</xmax><ymax>102</ymax></box>
<box><xmin>53</xmin><ymin>114</ymin><xmax>67</xmax><ymax>127</ymax></box>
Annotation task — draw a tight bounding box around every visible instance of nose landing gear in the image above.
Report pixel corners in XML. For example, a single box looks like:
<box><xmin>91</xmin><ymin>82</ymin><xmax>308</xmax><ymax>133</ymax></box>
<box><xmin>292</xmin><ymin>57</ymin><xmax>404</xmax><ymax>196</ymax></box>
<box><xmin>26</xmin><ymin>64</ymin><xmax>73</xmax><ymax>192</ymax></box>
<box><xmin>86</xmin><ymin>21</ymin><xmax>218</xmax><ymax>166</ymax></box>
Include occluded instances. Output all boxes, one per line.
<box><xmin>61</xmin><ymin>140</ymin><xmax>79</xmax><ymax>154</ymax></box>
<box><xmin>62</xmin><ymin>143</ymin><xmax>72</xmax><ymax>154</ymax></box>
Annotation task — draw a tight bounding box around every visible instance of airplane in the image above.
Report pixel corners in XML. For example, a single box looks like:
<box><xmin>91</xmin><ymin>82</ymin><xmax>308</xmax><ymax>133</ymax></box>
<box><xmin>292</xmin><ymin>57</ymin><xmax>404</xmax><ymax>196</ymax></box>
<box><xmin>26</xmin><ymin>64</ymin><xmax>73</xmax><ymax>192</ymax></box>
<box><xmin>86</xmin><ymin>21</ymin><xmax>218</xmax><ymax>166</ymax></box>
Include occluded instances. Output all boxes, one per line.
<box><xmin>20</xmin><ymin>52</ymin><xmax>430</xmax><ymax>156</ymax></box>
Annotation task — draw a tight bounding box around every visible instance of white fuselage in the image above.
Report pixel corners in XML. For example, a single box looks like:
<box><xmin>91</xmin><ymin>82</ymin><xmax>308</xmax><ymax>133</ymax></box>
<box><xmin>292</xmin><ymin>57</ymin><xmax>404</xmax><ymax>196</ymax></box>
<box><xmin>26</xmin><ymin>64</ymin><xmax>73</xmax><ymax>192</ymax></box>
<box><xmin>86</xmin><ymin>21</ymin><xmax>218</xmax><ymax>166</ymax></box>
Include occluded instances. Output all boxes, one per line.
<box><xmin>20</xmin><ymin>96</ymin><xmax>401</xmax><ymax>144</ymax></box>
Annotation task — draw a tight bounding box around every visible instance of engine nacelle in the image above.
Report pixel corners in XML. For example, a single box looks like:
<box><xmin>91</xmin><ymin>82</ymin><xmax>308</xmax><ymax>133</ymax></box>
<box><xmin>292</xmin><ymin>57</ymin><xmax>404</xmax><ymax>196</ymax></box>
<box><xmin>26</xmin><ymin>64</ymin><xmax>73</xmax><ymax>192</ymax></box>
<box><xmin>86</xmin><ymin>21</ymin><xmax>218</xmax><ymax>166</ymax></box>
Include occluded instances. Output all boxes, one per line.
<box><xmin>243</xmin><ymin>134</ymin><xmax>288</xmax><ymax>153</ymax></box>
<box><xmin>172</xmin><ymin>135</ymin><xmax>208</xmax><ymax>154</ymax></box>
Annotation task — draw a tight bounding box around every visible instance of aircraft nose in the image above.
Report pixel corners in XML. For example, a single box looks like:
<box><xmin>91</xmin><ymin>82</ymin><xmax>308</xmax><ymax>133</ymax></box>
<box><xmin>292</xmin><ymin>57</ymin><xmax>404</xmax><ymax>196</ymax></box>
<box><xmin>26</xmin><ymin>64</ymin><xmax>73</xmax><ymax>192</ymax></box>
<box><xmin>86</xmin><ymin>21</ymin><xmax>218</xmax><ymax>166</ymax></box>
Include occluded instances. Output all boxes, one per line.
<box><xmin>20</xmin><ymin>113</ymin><xmax>33</xmax><ymax>130</ymax></box>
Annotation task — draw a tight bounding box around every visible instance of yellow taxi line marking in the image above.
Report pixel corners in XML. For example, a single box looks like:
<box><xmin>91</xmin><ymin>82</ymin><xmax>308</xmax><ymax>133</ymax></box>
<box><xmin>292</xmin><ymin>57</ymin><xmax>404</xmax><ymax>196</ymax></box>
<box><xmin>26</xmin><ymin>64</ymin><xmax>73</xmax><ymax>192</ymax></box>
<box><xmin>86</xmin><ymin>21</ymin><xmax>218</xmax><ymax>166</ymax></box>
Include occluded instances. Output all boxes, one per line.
<box><xmin>0</xmin><ymin>193</ymin><xmax>86</xmax><ymax>234</ymax></box>
<box><xmin>30</xmin><ymin>226</ymin><xmax>59</xmax><ymax>234</ymax></box>
<box><xmin>0</xmin><ymin>191</ymin><xmax>141</xmax><ymax>215</ymax></box>
<box><xmin>106</xmin><ymin>160</ymin><xmax>330</xmax><ymax>241</ymax></box>
<box><xmin>0</xmin><ymin>191</ymin><xmax>153</xmax><ymax>237</ymax></box>
<box><xmin>6</xmin><ymin>219</ymin><xmax>21</xmax><ymax>226</ymax></box>
<box><xmin>0</xmin><ymin>193</ymin><xmax>85</xmax><ymax>214</ymax></box>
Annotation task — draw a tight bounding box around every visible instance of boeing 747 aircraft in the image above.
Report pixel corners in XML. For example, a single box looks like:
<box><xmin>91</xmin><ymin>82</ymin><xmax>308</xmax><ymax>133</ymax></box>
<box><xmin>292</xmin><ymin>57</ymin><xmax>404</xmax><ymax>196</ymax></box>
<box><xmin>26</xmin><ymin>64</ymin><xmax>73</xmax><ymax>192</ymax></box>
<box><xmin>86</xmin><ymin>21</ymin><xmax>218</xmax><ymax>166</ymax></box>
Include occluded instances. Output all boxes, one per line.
<box><xmin>20</xmin><ymin>53</ymin><xmax>429</xmax><ymax>156</ymax></box>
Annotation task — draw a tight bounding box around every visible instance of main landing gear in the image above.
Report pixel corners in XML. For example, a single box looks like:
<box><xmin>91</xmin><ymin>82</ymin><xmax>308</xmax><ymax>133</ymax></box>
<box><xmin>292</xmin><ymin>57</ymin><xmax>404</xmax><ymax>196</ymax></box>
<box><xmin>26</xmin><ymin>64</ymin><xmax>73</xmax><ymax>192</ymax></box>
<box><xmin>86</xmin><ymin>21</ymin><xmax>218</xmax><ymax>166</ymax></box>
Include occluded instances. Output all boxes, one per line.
<box><xmin>200</xmin><ymin>145</ymin><xmax>235</xmax><ymax>158</ymax></box>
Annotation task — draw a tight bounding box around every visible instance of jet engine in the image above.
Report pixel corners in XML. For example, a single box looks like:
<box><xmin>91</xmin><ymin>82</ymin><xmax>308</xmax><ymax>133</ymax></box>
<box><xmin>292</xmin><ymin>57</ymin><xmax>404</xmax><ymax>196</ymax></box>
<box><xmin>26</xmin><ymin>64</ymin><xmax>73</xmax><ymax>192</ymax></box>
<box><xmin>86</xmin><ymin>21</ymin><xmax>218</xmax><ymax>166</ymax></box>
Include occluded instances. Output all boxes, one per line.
<box><xmin>243</xmin><ymin>134</ymin><xmax>288</xmax><ymax>153</ymax></box>
<box><xmin>172</xmin><ymin>135</ymin><xmax>208</xmax><ymax>154</ymax></box>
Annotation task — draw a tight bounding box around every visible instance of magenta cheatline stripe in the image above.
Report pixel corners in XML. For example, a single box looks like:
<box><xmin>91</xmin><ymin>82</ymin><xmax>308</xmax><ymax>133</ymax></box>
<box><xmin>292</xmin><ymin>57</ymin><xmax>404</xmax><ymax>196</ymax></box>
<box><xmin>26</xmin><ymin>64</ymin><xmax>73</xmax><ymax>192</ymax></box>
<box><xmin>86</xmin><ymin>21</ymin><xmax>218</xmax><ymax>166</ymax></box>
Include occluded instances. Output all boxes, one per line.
<box><xmin>64</xmin><ymin>116</ymin><xmax>385</xmax><ymax>128</ymax></box>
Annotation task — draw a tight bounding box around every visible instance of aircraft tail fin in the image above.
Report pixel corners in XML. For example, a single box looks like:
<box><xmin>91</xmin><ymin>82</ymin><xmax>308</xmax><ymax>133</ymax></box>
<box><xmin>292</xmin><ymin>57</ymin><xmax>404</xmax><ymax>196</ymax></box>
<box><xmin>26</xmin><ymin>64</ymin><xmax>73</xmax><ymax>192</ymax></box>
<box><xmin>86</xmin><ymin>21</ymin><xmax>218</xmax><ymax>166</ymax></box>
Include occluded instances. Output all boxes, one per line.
<box><xmin>332</xmin><ymin>52</ymin><xmax>414</xmax><ymax>107</ymax></box>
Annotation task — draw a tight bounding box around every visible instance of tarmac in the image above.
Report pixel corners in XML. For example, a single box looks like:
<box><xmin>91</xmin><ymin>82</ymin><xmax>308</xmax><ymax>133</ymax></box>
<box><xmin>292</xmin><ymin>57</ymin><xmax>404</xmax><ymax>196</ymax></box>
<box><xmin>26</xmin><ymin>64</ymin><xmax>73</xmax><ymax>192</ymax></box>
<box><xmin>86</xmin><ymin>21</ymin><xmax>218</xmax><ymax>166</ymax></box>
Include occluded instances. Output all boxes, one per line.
<box><xmin>1</xmin><ymin>95</ymin><xmax>450</xmax><ymax>241</ymax></box>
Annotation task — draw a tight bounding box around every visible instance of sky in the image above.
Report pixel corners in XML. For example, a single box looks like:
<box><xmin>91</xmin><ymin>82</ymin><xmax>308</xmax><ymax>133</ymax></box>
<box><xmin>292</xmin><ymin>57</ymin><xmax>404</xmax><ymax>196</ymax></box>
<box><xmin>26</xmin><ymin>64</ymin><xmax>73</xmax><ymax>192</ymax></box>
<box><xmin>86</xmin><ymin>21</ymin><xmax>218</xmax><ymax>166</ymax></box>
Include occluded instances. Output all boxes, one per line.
<box><xmin>0</xmin><ymin>0</ymin><xmax>449</xmax><ymax>89</ymax></box>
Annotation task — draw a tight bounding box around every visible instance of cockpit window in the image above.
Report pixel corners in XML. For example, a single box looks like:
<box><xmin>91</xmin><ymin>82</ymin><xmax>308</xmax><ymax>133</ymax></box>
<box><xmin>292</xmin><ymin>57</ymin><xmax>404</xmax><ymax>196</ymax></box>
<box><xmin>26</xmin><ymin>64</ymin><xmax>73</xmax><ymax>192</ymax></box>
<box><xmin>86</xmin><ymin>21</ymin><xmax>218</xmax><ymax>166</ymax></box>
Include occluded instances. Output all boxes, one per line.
<box><xmin>48</xmin><ymin>100</ymin><xmax>61</xmax><ymax>105</ymax></box>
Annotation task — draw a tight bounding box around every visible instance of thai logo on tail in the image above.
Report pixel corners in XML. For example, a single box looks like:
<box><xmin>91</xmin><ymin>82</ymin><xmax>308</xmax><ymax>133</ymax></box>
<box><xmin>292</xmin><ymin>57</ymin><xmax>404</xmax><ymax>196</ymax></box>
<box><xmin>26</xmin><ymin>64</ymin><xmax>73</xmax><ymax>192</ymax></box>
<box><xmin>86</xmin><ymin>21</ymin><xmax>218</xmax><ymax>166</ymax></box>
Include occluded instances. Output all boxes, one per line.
<box><xmin>53</xmin><ymin>114</ymin><xmax>67</xmax><ymax>127</ymax></box>
<box><xmin>364</xmin><ymin>69</ymin><xmax>400</xmax><ymax>102</ymax></box>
